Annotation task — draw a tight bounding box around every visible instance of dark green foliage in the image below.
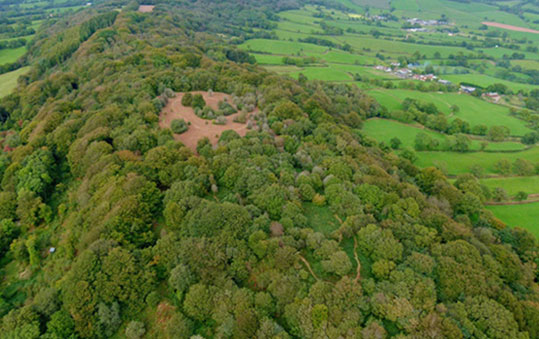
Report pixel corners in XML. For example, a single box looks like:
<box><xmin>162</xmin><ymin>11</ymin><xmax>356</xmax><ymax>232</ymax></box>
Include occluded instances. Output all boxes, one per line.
<box><xmin>218</xmin><ymin>100</ymin><xmax>237</xmax><ymax>116</ymax></box>
<box><xmin>192</xmin><ymin>94</ymin><xmax>206</xmax><ymax>109</ymax></box>
<box><xmin>181</xmin><ymin>93</ymin><xmax>193</xmax><ymax>106</ymax></box>
<box><xmin>171</xmin><ymin>119</ymin><xmax>188</xmax><ymax>134</ymax></box>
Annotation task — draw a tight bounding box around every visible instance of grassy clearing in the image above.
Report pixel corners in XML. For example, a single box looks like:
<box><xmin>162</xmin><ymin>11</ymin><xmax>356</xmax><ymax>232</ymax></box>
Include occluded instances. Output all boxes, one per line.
<box><xmin>368</xmin><ymin>88</ymin><xmax>532</xmax><ymax>136</ymax></box>
<box><xmin>0</xmin><ymin>67</ymin><xmax>30</xmax><ymax>98</ymax></box>
<box><xmin>415</xmin><ymin>147</ymin><xmax>539</xmax><ymax>175</ymax></box>
<box><xmin>303</xmin><ymin>202</ymin><xmax>339</xmax><ymax>236</ymax></box>
<box><xmin>487</xmin><ymin>202</ymin><xmax>539</xmax><ymax>238</ymax></box>
<box><xmin>480</xmin><ymin>176</ymin><xmax>539</xmax><ymax>196</ymax></box>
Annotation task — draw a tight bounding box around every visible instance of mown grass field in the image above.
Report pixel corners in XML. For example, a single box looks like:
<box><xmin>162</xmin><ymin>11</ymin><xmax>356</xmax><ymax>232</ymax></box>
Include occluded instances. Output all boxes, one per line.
<box><xmin>0</xmin><ymin>67</ymin><xmax>30</xmax><ymax>98</ymax></box>
<box><xmin>487</xmin><ymin>202</ymin><xmax>539</xmax><ymax>238</ymax></box>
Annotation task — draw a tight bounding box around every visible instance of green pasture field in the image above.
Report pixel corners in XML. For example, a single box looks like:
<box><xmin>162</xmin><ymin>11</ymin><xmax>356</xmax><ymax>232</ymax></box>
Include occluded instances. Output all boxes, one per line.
<box><xmin>512</xmin><ymin>59</ymin><xmax>539</xmax><ymax>70</ymax></box>
<box><xmin>288</xmin><ymin>64</ymin><xmax>354</xmax><ymax>81</ymax></box>
<box><xmin>368</xmin><ymin>89</ymin><xmax>532</xmax><ymax>136</ymax></box>
<box><xmin>480</xmin><ymin>47</ymin><xmax>539</xmax><ymax>60</ymax></box>
<box><xmin>483</xmin><ymin>26</ymin><xmax>539</xmax><ymax>42</ymax></box>
<box><xmin>274</xmin><ymin>29</ymin><xmax>320</xmax><ymax>42</ymax></box>
<box><xmin>0</xmin><ymin>67</ymin><xmax>30</xmax><ymax>98</ymax></box>
<box><xmin>480</xmin><ymin>176</ymin><xmax>539</xmax><ymax>196</ymax></box>
<box><xmin>347</xmin><ymin>0</ymin><xmax>390</xmax><ymax>9</ymax></box>
<box><xmin>314</xmin><ymin>51</ymin><xmax>378</xmax><ymax>65</ymax></box>
<box><xmin>279</xmin><ymin>9</ymin><xmax>322</xmax><ymax>26</ymax></box>
<box><xmin>415</xmin><ymin>147</ymin><xmax>539</xmax><ymax>175</ymax></box>
<box><xmin>277</xmin><ymin>20</ymin><xmax>318</xmax><ymax>35</ymax></box>
<box><xmin>263</xmin><ymin>65</ymin><xmax>303</xmax><ymax>74</ymax></box>
<box><xmin>252</xmin><ymin>53</ymin><xmax>285</xmax><ymax>65</ymax></box>
<box><xmin>487</xmin><ymin>202</ymin><xmax>539</xmax><ymax>238</ymax></box>
<box><xmin>362</xmin><ymin>118</ymin><xmax>526</xmax><ymax>152</ymax></box>
<box><xmin>390</xmin><ymin>0</ymin><xmax>532</xmax><ymax>27</ymax></box>
<box><xmin>362</xmin><ymin>118</ymin><xmax>446</xmax><ymax>148</ymax></box>
<box><xmin>0</xmin><ymin>47</ymin><xmax>26</xmax><ymax>65</ymax></box>
<box><xmin>336</xmin><ymin>36</ymin><xmax>470</xmax><ymax>58</ymax></box>
<box><xmin>285</xmin><ymin>63</ymin><xmax>397</xmax><ymax>82</ymax></box>
<box><xmin>442</xmin><ymin>74</ymin><xmax>537</xmax><ymax>93</ymax></box>
<box><xmin>239</xmin><ymin>39</ymin><xmax>328</xmax><ymax>55</ymax></box>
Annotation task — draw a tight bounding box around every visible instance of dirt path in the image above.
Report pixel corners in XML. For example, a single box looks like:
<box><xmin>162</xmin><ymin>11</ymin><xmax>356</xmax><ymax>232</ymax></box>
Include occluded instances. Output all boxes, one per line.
<box><xmin>299</xmin><ymin>255</ymin><xmax>320</xmax><ymax>281</ymax></box>
<box><xmin>353</xmin><ymin>238</ymin><xmax>361</xmax><ymax>282</ymax></box>
<box><xmin>138</xmin><ymin>5</ymin><xmax>154</xmax><ymax>12</ymax></box>
<box><xmin>482</xmin><ymin>22</ymin><xmax>539</xmax><ymax>34</ymax></box>
<box><xmin>159</xmin><ymin>91</ymin><xmax>256</xmax><ymax>152</ymax></box>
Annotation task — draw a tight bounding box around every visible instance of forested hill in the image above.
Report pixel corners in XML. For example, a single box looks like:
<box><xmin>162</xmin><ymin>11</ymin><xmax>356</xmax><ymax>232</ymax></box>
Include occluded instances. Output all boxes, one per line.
<box><xmin>0</xmin><ymin>1</ymin><xmax>537</xmax><ymax>338</ymax></box>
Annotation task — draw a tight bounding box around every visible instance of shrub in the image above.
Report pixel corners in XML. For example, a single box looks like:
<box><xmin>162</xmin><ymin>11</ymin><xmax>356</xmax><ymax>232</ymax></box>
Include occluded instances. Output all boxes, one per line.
<box><xmin>390</xmin><ymin>137</ymin><xmax>401</xmax><ymax>149</ymax></box>
<box><xmin>233</xmin><ymin>111</ymin><xmax>247</xmax><ymax>123</ymax></box>
<box><xmin>312</xmin><ymin>193</ymin><xmax>326</xmax><ymax>206</ymax></box>
<box><xmin>515</xmin><ymin>191</ymin><xmax>528</xmax><ymax>201</ymax></box>
<box><xmin>214</xmin><ymin>116</ymin><xmax>227</xmax><ymax>125</ymax></box>
<box><xmin>181</xmin><ymin>92</ymin><xmax>193</xmax><ymax>106</ymax></box>
<box><xmin>171</xmin><ymin>119</ymin><xmax>188</xmax><ymax>134</ymax></box>
<box><xmin>192</xmin><ymin>94</ymin><xmax>206</xmax><ymax>109</ymax></box>
<box><xmin>218</xmin><ymin>101</ymin><xmax>237</xmax><ymax>115</ymax></box>
<box><xmin>492</xmin><ymin>187</ymin><xmax>508</xmax><ymax>202</ymax></box>
<box><xmin>125</xmin><ymin>321</ymin><xmax>146</xmax><ymax>339</ymax></box>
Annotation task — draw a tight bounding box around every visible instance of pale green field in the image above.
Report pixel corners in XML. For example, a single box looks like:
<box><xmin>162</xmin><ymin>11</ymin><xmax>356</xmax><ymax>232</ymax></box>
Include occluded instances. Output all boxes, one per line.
<box><xmin>487</xmin><ymin>202</ymin><xmax>539</xmax><ymax>238</ymax></box>
<box><xmin>443</xmin><ymin>74</ymin><xmax>538</xmax><ymax>93</ymax></box>
<box><xmin>0</xmin><ymin>67</ymin><xmax>30</xmax><ymax>98</ymax></box>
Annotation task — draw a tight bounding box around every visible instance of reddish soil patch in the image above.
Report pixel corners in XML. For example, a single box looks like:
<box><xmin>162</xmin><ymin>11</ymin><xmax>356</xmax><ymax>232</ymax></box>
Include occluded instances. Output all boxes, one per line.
<box><xmin>482</xmin><ymin>22</ymin><xmax>539</xmax><ymax>34</ymax></box>
<box><xmin>138</xmin><ymin>5</ymin><xmax>155</xmax><ymax>13</ymax></box>
<box><xmin>159</xmin><ymin>91</ymin><xmax>257</xmax><ymax>151</ymax></box>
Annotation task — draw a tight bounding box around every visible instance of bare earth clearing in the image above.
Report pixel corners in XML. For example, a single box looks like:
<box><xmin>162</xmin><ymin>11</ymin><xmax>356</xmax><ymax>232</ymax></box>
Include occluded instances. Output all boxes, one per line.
<box><xmin>138</xmin><ymin>5</ymin><xmax>155</xmax><ymax>13</ymax></box>
<box><xmin>159</xmin><ymin>91</ymin><xmax>256</xmax><ymax>151</ymax></box>
<box><xmin>482</xmin><ymin>22</ymin><xmax>539</xmax><ymax>34</ymax></box>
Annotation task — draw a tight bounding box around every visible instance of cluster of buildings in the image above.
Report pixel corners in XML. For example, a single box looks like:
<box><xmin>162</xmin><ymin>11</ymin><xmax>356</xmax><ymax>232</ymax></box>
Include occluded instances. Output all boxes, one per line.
<box><xmin>483</xmin><ymin>92</ymin><xmax>502</xmax><ymax>103</ymax></box>
<box><xmin>372</xmin><ymin>65</ymin><xmax>502</xmax><ymax>103</ymax></box>
<box><xmin>406</xmin><ymin>18</ymin><xmax>446</xmax><ymax>26</ymax></box>
<box><xmin>460</xmin><ymin>85</ymin><xmax>476</xmax><ymax>94</ymax></box>
<box><xmin>373</xmin><ymin>64</ymin><xmax>453</xmax><ymax>84</ymax></box>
